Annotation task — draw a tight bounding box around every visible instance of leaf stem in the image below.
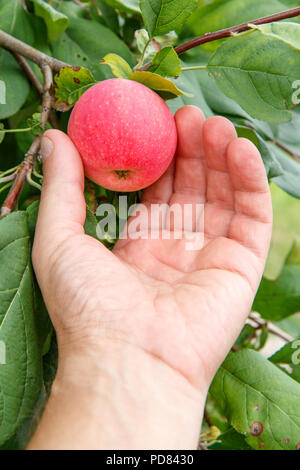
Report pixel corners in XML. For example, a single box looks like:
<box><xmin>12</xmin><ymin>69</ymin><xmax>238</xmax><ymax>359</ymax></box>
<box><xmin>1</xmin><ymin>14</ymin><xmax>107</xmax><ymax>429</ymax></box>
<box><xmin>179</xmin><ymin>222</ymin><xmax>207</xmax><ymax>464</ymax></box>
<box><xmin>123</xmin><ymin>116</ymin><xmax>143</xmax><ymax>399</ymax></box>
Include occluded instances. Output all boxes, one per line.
<box><xmin>134</xmin><ymin>39</ymin><xmax>151</xmax><ymax>71</ymax></box>
<box><xmin>26</xmin><ymin>169</ymin><xmax>42</xmax><ymax>191</ymax></box>
<box><xmin>0</xmin><ymin>173</ymin><xmax>17</xmax><ymax>184</ymax></box>
<box><xmin>1</xmin><ymin>124</ymin><xmax>41</xmax><ymax>134</ymax></box>
<box><xmin>0</xmin><ymin>166</ymin><xmax>20</xmax><ymax>178</ymax></box>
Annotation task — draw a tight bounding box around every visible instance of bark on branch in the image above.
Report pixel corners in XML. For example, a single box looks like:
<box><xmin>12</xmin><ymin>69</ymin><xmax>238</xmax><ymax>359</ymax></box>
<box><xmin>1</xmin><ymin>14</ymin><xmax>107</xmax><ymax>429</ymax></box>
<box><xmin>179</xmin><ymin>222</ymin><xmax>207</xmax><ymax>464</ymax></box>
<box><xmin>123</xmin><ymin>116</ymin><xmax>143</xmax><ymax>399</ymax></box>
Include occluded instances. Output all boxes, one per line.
<box><xmin>0</xmin><ymin>29</ymin><xmax>69</xmax><ymax>71</ymax></box>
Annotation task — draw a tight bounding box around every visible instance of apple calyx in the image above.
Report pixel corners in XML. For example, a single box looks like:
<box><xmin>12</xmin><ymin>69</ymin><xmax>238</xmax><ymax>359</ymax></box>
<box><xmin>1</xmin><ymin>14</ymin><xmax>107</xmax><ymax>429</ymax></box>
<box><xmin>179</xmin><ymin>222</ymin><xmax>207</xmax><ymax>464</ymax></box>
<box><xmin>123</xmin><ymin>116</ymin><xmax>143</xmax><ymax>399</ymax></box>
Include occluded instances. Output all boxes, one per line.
<box><xmin>115</xmin><ymin>170</ymin><xmax>130</xmax><ymax>179</ymax></box>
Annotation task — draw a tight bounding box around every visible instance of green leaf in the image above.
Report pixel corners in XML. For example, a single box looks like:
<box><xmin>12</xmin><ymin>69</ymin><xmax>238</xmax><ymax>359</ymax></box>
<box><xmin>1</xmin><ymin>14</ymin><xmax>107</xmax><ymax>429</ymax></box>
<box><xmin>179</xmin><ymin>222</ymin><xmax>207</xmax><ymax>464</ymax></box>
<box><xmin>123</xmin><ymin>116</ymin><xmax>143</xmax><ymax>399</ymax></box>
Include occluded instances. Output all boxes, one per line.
<box><xmin>123</xmin><ymin>17</ymin><xmax>142</xmax><ymax>45</ymax></box>
<box><xmin>54</xmin><ymin>66</ymin><xmax>97</xmax><ymax>111</ymax></box>
<box><xmin>275</xmin><ymin>315</ymin><xmax>300</xmax><ymax>339</ymax></box>
<box><xmin>275</xmin><ymin>109</ymin><xmax>300</xmax><ymax>157</ymax></box>
<box><xmin>95</xmin><ymin>0</ymin><xmax>119</xmax><ymax>34</ymax></box>
<box><xmin>270</xmin><ymin>338</ymin><xmax>300</xmax><ymax>366</ymax></box>
<box><xmin>56</xmin><ymin>0</ymin><xmax>87</xmax><ymax>20</ymax></box>
<box><xmin>209</xmin><ymin>427</ymin><xmax>253</xmax><ymax>450</ymax></box>
<box><xmin>148</xmin><ymin>46</ymin><xmax>181</xmax><ymax>77</ymax></box>
<box><xmin>100</xmin><ymin>54</ymin><xmax>132</xmax><ymax>79</ymax></box>
<box><xmin>234</xmin><ymin>323</ymin><xmax>268</xmax><ymax>352</ymax></box>
<box><xmin>286</xmin><ymin>238</ymin><xmax>300</xmax><ymax>266</ymax></box>
<box><xmin>196</xmin><ymin>69</ymin><xmax>250</xmax><ymax>119</ymax></box>
<box><xmin>84</xmin><ymin>208</ymin><xmax>99</xmax><ymax>239</ymax></box>
<box><xmin>207</xmin><ymin>23</ymin><xmax>300</xmax><ymax>123</ymax></box>
<box><xmin>210</xmin><ymin>350</ymin><xmax>300</xmax><ymax>450</ymax></box>
<box><xmin>253</xmin><ymin>266</ymin><xmax>300</xmax><ymax>321</ymax></box>
<box><xmin>140</xmin><ymin>0</ymin><xmax>198</xmax><ymax>37</ymax></box>
<box><xmin>15</xmin><ymin>115</ymin><xmax>50</xmax><ymax>155</ymax></box>
<box><xmin>102</xmin><ymin>0</ymin><xmax>140</xmax><ymax>14</ymax></box>
<box><xmin>51</xmin><ymin>15</ymin><xmax>134</xmax><ymax>82</ymax></box>
<box><xmin>270</xmin><ymin>144</ymin><xmax>300</xmax><ymax>199</ymax></box>
<box><xmin>0</xmin><ymin>0</ymin><xmax>34</xmax><ymax>119</ymax></box>
<box><xmin>134</xmin><ymin>29</ymin><xmax>160</xmax><ymax>63</ymax></box>
<box><xmin>0</xmin><ymin>212</ymin><xmax>42</xmax><ymax>444</ymax></box>
<box><xmin>0</xmin><ymin>123</ymin><xmax>4</xmax><ymax>144</ymax></box>
<box><xmin>129</xmin><ymin>70</ymin><xmax>189</xmax><ymax>99</ymax></box>
<box><xmin>43</xmin><ymin>333</ymin><xmax>58</xmax><ymax>396</ymax></box>
<box><xmin>30</xmin><ymin>0</ymin><xmax>69</xmax><ymax>42</ymax></box>
<box><xmin>252</xmin><ymin>21</ymin><xmax>300</xmax><ymax>47</ymax></box>
<box><xmin>26</xmin><ymin>113</ymin><xmax>43</xmax><ymax>136</ymax></box>
<box><xmin>135</xmin><ymin>29</ymin><xmax>150</xmax><ymax>54</ymax></box>
<box><xmin>166</xmin><ymin>69</ymin><xmax>213</xmax><ymax>118</ymax></box>
<box><xmin>235</xmin><ymin>125</ymin><xmax>283</xmax><ymax>179</ymax></box>
<box><xmin>26</xmin><ymin>202</ymin><xmax>53</xmax><ymax>355</ymax></box>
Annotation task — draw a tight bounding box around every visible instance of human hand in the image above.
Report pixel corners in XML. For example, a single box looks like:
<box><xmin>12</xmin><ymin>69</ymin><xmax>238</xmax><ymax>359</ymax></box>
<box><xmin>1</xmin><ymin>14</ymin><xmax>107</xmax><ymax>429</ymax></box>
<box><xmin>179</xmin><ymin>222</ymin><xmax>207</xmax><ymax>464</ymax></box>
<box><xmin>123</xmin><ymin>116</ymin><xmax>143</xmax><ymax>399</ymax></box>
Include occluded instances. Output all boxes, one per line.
<box><xmin>29</xmin><ymin>105</ymin><xmax>272</xmax><ymax>450</ymax></box>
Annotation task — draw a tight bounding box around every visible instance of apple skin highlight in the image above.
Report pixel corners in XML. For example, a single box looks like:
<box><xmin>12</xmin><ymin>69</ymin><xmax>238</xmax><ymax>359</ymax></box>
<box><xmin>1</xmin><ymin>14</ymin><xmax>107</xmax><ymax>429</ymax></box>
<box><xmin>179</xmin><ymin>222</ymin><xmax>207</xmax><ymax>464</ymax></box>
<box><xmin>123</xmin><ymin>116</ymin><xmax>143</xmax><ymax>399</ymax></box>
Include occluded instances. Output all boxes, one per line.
<box><xmin>67</xmin><ymin>78</ymin><xmax>178</xmax><ymax>192</ymax></box>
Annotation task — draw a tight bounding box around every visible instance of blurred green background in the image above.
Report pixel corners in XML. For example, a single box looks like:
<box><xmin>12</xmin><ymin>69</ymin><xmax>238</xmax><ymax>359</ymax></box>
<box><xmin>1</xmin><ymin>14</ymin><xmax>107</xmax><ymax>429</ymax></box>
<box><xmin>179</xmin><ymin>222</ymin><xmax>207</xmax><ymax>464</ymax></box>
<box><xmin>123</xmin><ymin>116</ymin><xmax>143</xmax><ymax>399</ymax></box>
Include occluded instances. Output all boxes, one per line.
<box><xmin>266</xmin><ymin>184</ymin><xmax>300</xmax><ymax>280</ymax></box>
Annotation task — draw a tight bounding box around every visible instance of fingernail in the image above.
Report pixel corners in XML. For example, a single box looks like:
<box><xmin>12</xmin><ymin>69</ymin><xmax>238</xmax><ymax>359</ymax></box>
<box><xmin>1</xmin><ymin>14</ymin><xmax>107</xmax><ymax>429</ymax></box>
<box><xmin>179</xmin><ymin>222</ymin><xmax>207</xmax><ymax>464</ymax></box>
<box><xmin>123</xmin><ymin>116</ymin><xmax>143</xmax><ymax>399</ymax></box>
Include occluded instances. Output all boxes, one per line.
<box><xmin>40</xmin><ymin>136</ymin><xmax>53</xmax><ymax>161</ymax></box>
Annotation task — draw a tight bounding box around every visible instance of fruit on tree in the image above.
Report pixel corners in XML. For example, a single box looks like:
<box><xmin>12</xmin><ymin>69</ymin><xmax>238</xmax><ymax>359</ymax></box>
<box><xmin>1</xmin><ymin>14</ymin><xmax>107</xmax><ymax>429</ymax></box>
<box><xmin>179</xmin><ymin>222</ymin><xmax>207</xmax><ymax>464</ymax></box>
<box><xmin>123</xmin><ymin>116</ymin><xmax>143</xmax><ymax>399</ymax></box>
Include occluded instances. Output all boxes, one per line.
<box><xmin>67</xmin><ymin>78</ymin><xmax>177</xmax><ymax>192</ymax></box>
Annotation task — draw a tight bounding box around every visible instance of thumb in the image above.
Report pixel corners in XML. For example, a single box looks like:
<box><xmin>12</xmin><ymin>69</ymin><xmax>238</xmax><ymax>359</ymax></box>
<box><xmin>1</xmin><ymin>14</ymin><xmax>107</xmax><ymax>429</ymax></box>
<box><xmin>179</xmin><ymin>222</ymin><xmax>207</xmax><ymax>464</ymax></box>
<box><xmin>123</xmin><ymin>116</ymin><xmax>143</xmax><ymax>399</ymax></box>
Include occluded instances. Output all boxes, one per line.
<box><xmin>34</xmin><ymin>129</ymin><xmax>86</xmax><ymax>254</ymax></box>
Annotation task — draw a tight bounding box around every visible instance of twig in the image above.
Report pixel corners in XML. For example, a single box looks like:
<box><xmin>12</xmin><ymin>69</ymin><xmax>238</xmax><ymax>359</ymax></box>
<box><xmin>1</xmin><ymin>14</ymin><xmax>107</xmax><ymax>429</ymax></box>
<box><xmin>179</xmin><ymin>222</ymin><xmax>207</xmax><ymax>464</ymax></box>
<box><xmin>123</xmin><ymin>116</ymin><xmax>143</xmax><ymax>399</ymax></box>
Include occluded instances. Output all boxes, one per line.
<box><xmin>272</xmin><ymin>139</ymin><xmax>300</xmax><ymax>161</ymax></box>
<box><xmin>11</xmin><ymin>52</ymin><xmax>43</xmax><ymax>96</ymax></box>
<box><xmin>139</xmin><ymin>7</ymin><xmax>300</xmax><ymax>71</ymax></box>
<box><xmin>40</xmin><ymin>64</ymin><xmax>53</xmax><ymax>128</ymax></box>
<box><xmin>0</xmin><ymin>173</ymin><xmax>17</xmax><ymax>184</ymax></box>
<box><xmin>0</xmin><ymin>29</ymin><xmax>69</xmax><ymax>72</ymax></box>
<box><xmin>0</xmin><ymin>65</ymin><xmax>53</xmax><ymax>217</ymax></box>
<box><xmin>249</xmin><ymin>315</ymin><xmax>292</xmax><ymax>343</ymax></box>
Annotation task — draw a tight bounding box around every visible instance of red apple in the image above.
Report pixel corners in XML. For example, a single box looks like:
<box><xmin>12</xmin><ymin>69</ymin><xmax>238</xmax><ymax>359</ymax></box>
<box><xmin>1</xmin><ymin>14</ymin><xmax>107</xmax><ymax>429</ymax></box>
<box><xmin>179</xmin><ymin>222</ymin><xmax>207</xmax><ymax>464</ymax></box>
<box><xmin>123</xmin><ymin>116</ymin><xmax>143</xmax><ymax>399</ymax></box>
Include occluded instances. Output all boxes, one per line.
<box><xmin>67</xmin><ymin>78</ymin><xmax>177</xmax><ymax>192</ymax></box>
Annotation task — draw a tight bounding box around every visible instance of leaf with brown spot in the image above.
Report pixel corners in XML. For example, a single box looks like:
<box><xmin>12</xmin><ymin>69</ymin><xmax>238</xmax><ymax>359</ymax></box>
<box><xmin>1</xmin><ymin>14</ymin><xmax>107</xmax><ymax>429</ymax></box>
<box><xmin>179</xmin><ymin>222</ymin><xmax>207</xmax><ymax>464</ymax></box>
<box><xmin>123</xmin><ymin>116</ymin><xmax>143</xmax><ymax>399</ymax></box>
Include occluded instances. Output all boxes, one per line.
<box><xmin>210</xmin><ymin>350</ymin><xmax>300</xmax><ymax>450</ymax></box>
<box><xmin>54</xmin><ymin>66</ymin><xmax>97</xmax><ymax>110</ymax></box>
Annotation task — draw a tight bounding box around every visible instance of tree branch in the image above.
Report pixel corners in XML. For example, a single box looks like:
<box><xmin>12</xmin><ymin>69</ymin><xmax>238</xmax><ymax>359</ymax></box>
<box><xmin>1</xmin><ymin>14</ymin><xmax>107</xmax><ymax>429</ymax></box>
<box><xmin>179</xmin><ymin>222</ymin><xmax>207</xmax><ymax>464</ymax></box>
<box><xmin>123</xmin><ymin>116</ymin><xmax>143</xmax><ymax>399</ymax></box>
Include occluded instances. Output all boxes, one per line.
<box><xmin>0</xmin><ymin>65</ymin><xmax>53</xmax><ymax>217</ymax></box>
<box><xmin>0</xmin><ymin>136</ymin><xmax>41</xmax><ymax>216</ymax></box>
<box><xmin>11</xmin><ymin>52</ymin><xmax>59</xmax><ymax>129</ymax></box>
<box><xmin>40</xmin><ymin>64</ymin><xmax>53</xmax><ymax>128</ymax></box>
<box><xmin>11</xmin><ymin>52</ymin><xmax>43</xmax><ymax>95</ymax></box>
<box><xmin>139</xmin><ymin>7</ymin><xmax>300</xmax><ymax>71</ymax></box>
<box><xmin>249</xmin><ymin>315</ymin><xmax>292</xmax><ymax>343</ymax></box>
<box><xmin>0</xmin><ymin>29</ymin><xmax>69</xmax><ymax>71</ymax></box>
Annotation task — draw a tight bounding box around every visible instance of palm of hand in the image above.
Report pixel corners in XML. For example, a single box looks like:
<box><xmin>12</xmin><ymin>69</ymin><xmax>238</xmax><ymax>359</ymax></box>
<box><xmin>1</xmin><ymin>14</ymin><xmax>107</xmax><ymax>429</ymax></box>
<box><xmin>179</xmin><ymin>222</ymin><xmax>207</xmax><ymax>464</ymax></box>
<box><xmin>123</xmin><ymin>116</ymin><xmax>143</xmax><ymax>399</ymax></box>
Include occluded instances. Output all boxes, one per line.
<box><xmin>34</xmin><ymin>106</ymin><xmax>272</xmax><ymax>389</ymax></box>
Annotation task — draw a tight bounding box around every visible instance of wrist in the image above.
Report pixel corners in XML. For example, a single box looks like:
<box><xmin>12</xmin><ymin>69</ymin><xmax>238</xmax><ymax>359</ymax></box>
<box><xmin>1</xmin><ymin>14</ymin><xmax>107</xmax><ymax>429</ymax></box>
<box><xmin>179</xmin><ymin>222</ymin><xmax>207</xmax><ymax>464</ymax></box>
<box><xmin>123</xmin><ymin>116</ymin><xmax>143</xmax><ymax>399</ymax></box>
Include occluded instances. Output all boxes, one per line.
<box><xmin>43</xmin><ymin>338</ymin><xmax>207</xmax><ymax>449</ymax></box>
